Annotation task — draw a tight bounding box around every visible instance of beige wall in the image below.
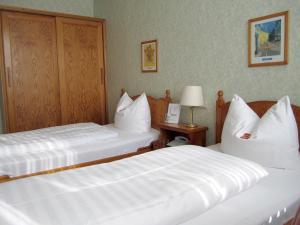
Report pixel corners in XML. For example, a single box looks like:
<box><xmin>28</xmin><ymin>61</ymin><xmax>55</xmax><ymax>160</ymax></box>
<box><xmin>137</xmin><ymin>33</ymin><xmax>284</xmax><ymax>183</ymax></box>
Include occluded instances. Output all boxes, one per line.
<box><xmin>95</xmin><ymin>0</ymin><xmax>300</xmax><ymax>145</ymax></box>
<box><xmin>0</xmin><ymin>0</ymin><xmax>94</xmax><ymax>16</ymax></box>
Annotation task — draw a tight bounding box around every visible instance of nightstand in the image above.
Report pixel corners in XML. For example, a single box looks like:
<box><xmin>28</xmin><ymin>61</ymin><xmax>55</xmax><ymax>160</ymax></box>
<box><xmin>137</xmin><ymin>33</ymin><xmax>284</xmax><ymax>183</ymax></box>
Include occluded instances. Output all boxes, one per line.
<box><xmin>158</xmin><ymin>123</ymin><xmax>208</xmax><ymax>147</ymax></box>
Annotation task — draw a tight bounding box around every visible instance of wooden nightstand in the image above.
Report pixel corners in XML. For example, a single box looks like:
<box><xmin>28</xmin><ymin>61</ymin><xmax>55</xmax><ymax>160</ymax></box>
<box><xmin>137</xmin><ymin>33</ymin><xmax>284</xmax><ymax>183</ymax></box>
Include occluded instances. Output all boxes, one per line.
<box><xmin>157</xmin><ymin>123</ymin><xmax>208</xmax><ymax>148</ymax></box>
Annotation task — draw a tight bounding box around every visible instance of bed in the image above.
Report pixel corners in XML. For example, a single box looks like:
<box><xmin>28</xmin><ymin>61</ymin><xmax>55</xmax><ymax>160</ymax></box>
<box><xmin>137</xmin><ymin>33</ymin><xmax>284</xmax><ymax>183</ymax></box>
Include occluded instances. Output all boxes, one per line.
<box><xmin>0</xmin><ymin>89</ymin><xmax>171</xmax><ymax>182</ymax></box>
<box><xmin>0</xmin><ymin>90</ymin><xmax>298</xmax><ymax>225</ymax></box>
<box><xmin>185</xmin><ymin>90</ymin><xmax>300</xmax><ymax>225</ymax></box>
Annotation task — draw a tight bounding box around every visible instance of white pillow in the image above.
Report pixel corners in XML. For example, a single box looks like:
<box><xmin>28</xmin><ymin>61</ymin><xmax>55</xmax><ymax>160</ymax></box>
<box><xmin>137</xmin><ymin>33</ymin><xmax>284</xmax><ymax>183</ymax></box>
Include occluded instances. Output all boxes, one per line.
<box><xmin>221</xmin><ymin>95</ymin><xmax>300</xmax><ymax>170</ymax></box>
<box><xmin>115</xmin><ymin>92</ymin><xmax>133</xmax><ymax>112</ymax></box>
<box><xmin>114</xmin><ymin>92</ymin><xmax>151</xmax><ymax>133</ymax></box>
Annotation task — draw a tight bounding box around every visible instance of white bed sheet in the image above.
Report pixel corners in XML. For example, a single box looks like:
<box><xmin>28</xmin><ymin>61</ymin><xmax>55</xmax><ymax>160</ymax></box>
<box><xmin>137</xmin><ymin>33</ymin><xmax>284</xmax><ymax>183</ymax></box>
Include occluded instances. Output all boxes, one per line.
<box><xmin>0</xmin><ymin>124</ymin><xmax>159</xmax><ymax>177</ymax></box>
<box><xmin>0</xmin><ymin>123</ymin><xmax>119</xmax><ymax>155</ymax></box>
<box><xmin>180</xmin><ymin>144</ymin><xmax>300</xmax><ymax>225</ymax></box>
<box><xmin>0</xmin><ymin>146</ymin><xmax>267</xmax><ymax>225</ymax></box>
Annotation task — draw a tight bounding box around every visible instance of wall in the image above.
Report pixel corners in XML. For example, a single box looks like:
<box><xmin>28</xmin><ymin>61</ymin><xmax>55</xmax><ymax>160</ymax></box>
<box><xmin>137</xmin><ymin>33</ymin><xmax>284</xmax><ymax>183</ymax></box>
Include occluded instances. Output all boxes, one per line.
<box><xmin>0</xmin><ymin>0</ymin><xmax>94</xmax><ymax>16</ymax></box>
<box><xmin>95</xmin><ymin>0</ymin><xmax>300</xmax><ymax>145</ymax></box>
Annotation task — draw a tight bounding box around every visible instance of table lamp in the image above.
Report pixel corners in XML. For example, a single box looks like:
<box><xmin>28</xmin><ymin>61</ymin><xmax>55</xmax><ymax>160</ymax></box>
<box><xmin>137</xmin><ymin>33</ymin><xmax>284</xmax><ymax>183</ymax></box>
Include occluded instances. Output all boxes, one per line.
<box><xmin>180</xmin><ymin>86</ymin><xmax>204</xmax><ymax>128</ymax></box>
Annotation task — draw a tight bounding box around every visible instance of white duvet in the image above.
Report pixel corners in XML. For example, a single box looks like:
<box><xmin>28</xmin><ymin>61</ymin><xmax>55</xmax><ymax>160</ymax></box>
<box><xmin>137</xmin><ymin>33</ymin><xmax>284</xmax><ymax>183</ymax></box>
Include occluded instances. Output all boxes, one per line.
<box><xmin>0</xmin><ymin>123</ymin><xmax>119</xmax><ymax>176</ymax></box>
<box><xmin>0</xmin><ymin>145</ymin><xmax>268</xmax><ymax>225</ymax></box>
<box><xmin>0</xmin><ymin>123</ymin><xmax>118</xmax><ymax>156</ymax></box>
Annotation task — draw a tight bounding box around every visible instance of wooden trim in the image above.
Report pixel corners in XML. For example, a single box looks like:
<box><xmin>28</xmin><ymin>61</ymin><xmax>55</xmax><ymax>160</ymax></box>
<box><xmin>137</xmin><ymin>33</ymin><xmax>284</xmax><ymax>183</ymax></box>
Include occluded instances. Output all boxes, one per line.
<box><xmin>141</xmin><ymin>39</ymin><xmax>158</xmax><ymax>73</ymax></box>
<box><xmin>102</xmin><ymin>21</ymin><xmax>108</xmax><ymax>124</ymax></box>
<box><xmin>215</xmin><ymin>90</ymin><xmax>225</xmax><ymax>143</ymax></box>
<box><xmin>291</xmin><ymin>205</ymin><xmax>300</xmax><ymax>225</ymax></box>
<box><xmin>1</xmin><ymin>11</ymin><xmax>16</xmax><ymax>132</ymax></box>
<box><xmin>158</xmin><ymin>123</ymin><xmax>208</xmax><ymax>134</ymax></box>
<box><xmin>0</xmin><ymin>4</ymin><xmax>105</xmax><ymax>22</ymax></box>
<box><xmin>215</xmin><ymin>90</ymin><xmax>300</xmax><ymax>152</ymax></box>
<box><xmin>0</xmin><ymin>14</ymin><xmax>9</xmax><ymax>132</ymax></box>
<box><xmin>284</xmin><ymin>219</ymin><xmax>293</xmax><ymax>225</ymax></box>
<box><xmin>121</xmin><ymin>88</ymin><xmax>125</xmax><ymax>97</ymax></box>
<box><xmin>248</xmin><ymin>11</ymin><xmax>288</xmax><ymax>67</ymax></box>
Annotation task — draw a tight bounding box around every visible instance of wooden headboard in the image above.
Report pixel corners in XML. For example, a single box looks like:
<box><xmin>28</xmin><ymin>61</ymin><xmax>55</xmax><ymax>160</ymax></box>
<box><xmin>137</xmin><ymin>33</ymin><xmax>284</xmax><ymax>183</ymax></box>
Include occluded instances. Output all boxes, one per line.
<box><xmin>216</xmin><ymin>90</ymin><xmax>300</xmax><ymax>150</ymax></box>
<box><xmin>121</xmin><ymin>89</ymin><xmax>171</xmax><ymax>129</ymax></box>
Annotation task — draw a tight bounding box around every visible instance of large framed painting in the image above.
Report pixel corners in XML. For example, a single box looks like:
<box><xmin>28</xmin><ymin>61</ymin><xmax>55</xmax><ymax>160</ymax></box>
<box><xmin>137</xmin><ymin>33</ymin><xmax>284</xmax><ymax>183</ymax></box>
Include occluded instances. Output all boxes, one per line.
<box><xmin>141</xmin><ymin>39</ymin><xmax>158</xmax><ymax>72</ymax></box>
<box><xmin>248</xmin><ymin>11</ymin><xmax>288</xmax><ymax>67</ymax></box>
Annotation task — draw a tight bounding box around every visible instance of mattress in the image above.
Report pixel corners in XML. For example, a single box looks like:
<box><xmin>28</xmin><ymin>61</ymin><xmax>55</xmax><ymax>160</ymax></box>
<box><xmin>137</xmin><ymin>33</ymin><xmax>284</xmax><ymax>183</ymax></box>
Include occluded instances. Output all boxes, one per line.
<box><xmin>0</xmin><ymin>124</ymin><xmax>159</xmax><ymax>177</ymax></box>
<box><xmin>0</xmin><ymin>145</ymin><xmax>267</xmax><ymax>225</ymax></box>
<box><xmin>184</xmin><ymin>143</ymin><xmax>300</xmax><ymax>225</ymax></box>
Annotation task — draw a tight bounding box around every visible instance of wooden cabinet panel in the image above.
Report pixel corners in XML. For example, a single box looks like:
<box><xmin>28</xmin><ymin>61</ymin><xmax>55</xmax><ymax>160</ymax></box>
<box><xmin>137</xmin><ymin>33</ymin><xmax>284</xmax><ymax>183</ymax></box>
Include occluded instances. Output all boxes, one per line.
<box><xmin>1</xmin><ymin>12</ymin><xmax>61</xmax><ymax>132</ymax></box>
<box><xmin>56</xmin><ymin>17</ymin><xmax>106</xmax><ymax>125</ymax></box>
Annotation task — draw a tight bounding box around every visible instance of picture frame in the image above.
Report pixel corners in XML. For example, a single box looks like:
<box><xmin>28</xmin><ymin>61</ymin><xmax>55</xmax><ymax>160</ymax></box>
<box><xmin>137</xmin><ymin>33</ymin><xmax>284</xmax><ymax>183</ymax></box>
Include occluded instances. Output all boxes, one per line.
<box><xmin>141</xmin><ymin>39</ymin><xmax>158</xmax><ymax>72</ymax></box>
<box><xmin>248</xmin><ymin>11</ymin><xmax>288</xmax><ymax>67</ymax></box>
<box><xmin>165</xmin><ymin>103</ymin><xmax>181</xmax><ymax>124</ymax></box>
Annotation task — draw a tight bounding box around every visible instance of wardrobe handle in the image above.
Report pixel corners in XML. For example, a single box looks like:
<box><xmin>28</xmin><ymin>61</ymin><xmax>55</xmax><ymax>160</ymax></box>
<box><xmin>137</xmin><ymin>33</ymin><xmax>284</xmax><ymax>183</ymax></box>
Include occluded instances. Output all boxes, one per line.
<box><xmin>6</xmin><ymin>67</ymin><xmax>12</xmax><ymax>87</ymax></box>
<box><xmin>100</xmin><ymin>68</ymin><xmax>104</xmax><ymax>85</ymax></box>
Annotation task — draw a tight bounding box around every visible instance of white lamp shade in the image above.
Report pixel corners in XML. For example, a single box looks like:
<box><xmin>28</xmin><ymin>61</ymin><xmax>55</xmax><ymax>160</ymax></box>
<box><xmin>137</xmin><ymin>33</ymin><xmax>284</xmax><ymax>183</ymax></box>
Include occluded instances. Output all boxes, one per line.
<box><xmin>180</xmin><ymin>86</ymin><xmax>204</xmax><ymax>107</ymax></box>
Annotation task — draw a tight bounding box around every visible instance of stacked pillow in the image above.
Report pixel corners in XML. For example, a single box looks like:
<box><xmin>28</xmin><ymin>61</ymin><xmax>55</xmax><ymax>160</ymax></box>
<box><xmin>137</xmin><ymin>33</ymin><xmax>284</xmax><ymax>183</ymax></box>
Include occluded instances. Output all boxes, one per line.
<box><xmin>114</xmin><ymin>92</ymin><xmax>151</xmax><ymax>133</ymax></box>
<box><xmin>221</xmin><ymin>95</ymin><xmax>300</xmax><ymax>170</ymax></box>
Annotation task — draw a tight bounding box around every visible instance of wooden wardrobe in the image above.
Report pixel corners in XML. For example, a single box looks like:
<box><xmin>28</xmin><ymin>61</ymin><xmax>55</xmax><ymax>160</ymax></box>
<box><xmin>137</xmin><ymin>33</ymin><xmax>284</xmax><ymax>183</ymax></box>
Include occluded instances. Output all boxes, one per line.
<box><xmin>0</xmin><ymin>6</ymin><xmax>107</xmax><ymax>133</ymax></box>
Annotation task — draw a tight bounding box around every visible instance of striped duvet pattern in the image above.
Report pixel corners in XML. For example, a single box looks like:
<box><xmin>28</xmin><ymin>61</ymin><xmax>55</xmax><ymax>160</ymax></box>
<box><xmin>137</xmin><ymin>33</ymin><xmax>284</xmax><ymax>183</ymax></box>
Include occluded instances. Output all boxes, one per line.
<box><xmin>0</xmin><ymin>145</ymin><xmax>268</xmax><ymax>225</ymax></box>
<box><xmin>0</xmin><ymin>123</ymin><xmax>118</xmax><ymax>176</ymax></box>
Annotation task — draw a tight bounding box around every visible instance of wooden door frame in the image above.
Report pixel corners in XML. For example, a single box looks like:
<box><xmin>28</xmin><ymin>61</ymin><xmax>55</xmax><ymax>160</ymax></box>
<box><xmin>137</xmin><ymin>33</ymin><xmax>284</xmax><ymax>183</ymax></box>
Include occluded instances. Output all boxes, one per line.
<box><xmin>0</xmin><ymin>14</ymin><xmax>10</xmax><ymax>132</ymax></box>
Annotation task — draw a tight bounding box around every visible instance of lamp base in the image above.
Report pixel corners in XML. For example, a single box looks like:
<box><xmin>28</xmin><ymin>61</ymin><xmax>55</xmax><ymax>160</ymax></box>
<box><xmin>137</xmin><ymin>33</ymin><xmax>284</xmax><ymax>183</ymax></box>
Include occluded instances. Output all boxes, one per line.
<box><xmin>184</xmin><ymin>123</ymin><xmax>198</xmax><ymax>128</ymax></box>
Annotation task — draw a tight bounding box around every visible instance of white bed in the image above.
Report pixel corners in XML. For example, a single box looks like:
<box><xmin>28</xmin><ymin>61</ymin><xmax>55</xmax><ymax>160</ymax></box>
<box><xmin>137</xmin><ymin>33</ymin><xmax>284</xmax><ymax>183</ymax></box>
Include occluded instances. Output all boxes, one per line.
<box><xmin>183</xmin><ymin>167</ymin><xmax>300</xmax><ymax>225</ymax></box>
<box><xmin>0</xmin><ymin>89</ymin><xmax>171</xmax><ymax>180</ymax></box>
<box><xmin>180</xmin><ymin>144</ymin><xmax>300</xmax><ymax>225</ymax></box>
<box><xmin>0</xmin><ymin>124</ymin><xmax>159</xmax><ymax>177</ymax></box>
<box><xmin>0</xmin><ymin>145</ymin><xmax>297</xmax><ymax>225</ymax></box>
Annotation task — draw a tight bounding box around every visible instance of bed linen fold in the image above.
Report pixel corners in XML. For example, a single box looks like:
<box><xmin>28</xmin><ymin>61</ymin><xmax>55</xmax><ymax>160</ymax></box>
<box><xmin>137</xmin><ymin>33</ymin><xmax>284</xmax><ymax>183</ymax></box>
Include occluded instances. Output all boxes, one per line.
<box><xmin>0</xmin><ymin>124</ymin><xmax>158</xmax><ymax>177</ymax></box>
<box><xmin>0</xmin><ymin>123</ymin><xmax>118</xmax><ymax>156</ymax></box>
<box><xmin>0</xmin><ymin>145</ymin><xmax>268</xmax><ymax>225</ymax></box>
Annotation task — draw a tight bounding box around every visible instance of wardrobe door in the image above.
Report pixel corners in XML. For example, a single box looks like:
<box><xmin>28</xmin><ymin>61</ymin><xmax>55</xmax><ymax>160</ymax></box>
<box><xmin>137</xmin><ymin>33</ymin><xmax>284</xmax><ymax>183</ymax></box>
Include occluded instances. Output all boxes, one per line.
<box><xmin>56</xmin><ymin>18</ymin><xmax>106</xmax><ymax>125</ymax></box>
<box><xmin>1</xmin><ymin>12</ymin><xmax>61</xmax><ymax>132</ymax></box>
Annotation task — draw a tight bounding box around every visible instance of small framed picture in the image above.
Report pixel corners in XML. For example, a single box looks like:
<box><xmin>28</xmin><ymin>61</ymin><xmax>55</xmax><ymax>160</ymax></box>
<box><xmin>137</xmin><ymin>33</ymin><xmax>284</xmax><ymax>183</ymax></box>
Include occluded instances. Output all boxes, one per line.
<box><xmin>248</xmin><ymin>11</ymin><xmax>288</xmax><ymax>67</ymax></box>
<box><xmin>165</xmin><ymin>103</ymin><xmax>181</xmax><ymax>124</ymax></box>
<box><xmin>141</xmin><ymin>39</ymin><xmax>158</xmax><ymax>72</ymax></box>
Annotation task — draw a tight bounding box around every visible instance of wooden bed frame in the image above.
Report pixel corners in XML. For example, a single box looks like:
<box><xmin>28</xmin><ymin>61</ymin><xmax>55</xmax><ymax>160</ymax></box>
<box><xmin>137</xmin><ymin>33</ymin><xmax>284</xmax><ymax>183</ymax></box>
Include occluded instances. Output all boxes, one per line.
<box><xmin>0</xmin><ymin>89</ymin><xmax>171</xmax><ymax>183</ymax></box>
<box><xmin>216</xmin><ymin>90</ymin><xmax>300</xmax><ymax>225</ymax></box>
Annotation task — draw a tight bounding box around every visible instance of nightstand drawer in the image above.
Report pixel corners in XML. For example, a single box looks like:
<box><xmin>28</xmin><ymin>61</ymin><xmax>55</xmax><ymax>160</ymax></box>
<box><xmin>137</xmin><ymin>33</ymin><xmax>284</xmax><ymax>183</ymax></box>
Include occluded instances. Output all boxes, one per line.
<box><xmin>158</xmin><ymin>123</ymin><xmax>208</xmax><ymax>148</ymax></box>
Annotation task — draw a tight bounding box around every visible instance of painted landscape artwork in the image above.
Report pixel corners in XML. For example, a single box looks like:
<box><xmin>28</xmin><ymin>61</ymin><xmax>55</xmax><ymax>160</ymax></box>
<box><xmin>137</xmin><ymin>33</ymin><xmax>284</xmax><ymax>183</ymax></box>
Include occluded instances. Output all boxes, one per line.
<box><xmin>248</xmin><ymin>11</ymin><xmax>288</xmax><ymax>67</ymax></box>
<box><xmin>255</xmin><ymin>20</ymin><xmax>281</xmax><ymax>57</ymax></box>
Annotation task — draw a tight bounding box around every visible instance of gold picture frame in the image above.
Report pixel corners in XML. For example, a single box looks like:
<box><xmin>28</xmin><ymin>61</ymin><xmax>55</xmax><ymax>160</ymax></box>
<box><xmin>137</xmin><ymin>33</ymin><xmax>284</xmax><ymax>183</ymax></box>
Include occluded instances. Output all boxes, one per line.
<box><xmin>141</xmin><ymin>39</ymin><xmax>158</xmax><ymax>72</ymax></box>
<box><xmin>248</xmin><ymin>11</ymin><xmax>288</xmax><ymax>67</ymax></box>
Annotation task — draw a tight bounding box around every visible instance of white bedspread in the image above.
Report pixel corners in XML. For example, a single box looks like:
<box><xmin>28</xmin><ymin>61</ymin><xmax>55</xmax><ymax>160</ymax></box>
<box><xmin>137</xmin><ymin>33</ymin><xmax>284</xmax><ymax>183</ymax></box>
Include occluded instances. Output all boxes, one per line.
<box><xmin>182</xmin><ymin>167</ymin><xmax>300</xmax><ymax>225</ymax></box>
<box><xmin>0</xmin><ymin>124</ymin><xmax>159</xmax><ymax>177</ymax></box>
<box><xmin>0</xmin><ymin>123</ymin><xmax>118</xmax><ymax>156</ymax></box>
<box><xmin>0</xmin><ymin>145</ymin><xmax>267</xmax><ymax>225</ymax></box>
<box><xmin>0</xmin><ymin>123</ymin><xmax>119</xmax><ymax>176</ymax></box>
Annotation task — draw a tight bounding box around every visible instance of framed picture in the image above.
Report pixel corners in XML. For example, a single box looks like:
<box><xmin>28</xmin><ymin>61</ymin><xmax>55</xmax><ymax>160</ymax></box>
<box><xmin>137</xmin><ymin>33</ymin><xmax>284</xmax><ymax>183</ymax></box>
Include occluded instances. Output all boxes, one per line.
<box><xmin>141</xmin><ymin>39</ymin><xmax>158</xmax><ymax>72</ymax></box>
<box><xmin>165</xmin><ymin>103</ymin><xmax>181</xmax><ymax>124</ymax></box>
<box><xmin>248</xmin><ymin>11</ymin><xmax>288</xmax><ymax>67</ymax></box>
